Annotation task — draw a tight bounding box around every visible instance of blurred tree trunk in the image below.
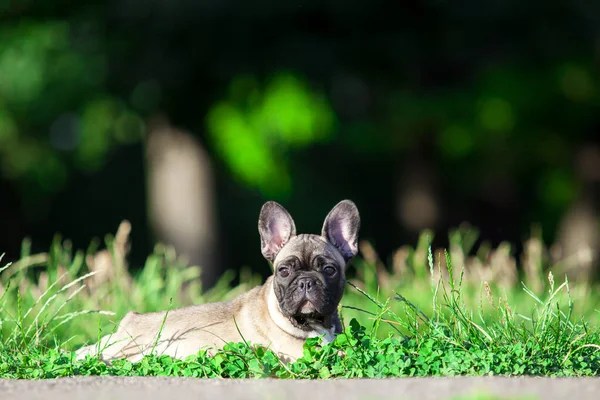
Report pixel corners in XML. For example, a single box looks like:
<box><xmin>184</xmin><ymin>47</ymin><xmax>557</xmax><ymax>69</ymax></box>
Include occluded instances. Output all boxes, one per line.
<box><xmin>145</xmin><ymin>116</ymin><xmax>220</xmax><ymax>290</ymax></box>
<box><xmin>553</xmin><ymin>144</ymin><xmax>600</xmax><ymax>283</ymax></box>
<box><xmin>395</xmin><ymin>139</ymin><xmax>440</xmax><ymax>234</ymax></box>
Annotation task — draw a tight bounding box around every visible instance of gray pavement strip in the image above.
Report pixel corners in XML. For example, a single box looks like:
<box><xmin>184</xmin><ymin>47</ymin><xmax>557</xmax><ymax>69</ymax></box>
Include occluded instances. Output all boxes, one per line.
<box><xmin>0</xmin><ymin>376</ymin><xmax>599</xmax><ymax>400</ymax></box>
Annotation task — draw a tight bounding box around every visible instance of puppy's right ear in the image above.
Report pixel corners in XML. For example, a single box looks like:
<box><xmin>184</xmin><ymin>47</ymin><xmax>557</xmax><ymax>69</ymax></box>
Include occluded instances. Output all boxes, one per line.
<box><xmin>258</xmin><ymin>201</ymin><xmax>297</xmax><ymax>262</ymax></box>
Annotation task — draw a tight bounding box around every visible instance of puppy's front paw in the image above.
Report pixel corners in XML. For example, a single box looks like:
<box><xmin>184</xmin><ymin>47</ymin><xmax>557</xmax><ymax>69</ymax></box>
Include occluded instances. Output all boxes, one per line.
<box><xmin>74</xmin><ymin>344</ymin><xmax>96</xmax><ymax>361</ymax></box>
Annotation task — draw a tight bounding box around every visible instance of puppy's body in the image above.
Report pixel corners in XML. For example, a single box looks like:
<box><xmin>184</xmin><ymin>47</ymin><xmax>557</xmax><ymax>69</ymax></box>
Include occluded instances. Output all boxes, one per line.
<box><xmin>76</xmin><ymin>276</ymin><xmax>338</xmax><ymax>363</ymax></box>
<box><xmin>76</xmin><ymin>200</ymin><xmax>359</xmax><ymax>364</ymax></box>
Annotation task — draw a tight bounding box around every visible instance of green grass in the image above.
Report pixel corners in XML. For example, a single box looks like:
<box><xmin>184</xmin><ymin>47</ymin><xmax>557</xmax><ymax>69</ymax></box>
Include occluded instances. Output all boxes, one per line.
<box><xmin>1</xmin><ymin>223</ymin><xmax>599</xmax><ymax>379</ymax></box>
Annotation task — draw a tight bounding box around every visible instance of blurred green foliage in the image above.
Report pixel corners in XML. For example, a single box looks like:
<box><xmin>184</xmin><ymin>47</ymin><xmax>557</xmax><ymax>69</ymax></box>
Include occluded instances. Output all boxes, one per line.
<box><xmin>1</xmin><ymin>19</ymin><xmax>597</xmax><ymax>207</ymax></box>
<box><xmin>0</xmin><ymin>20</ymin><xmax>337</xmax><ymax>201</ymax></box>
<box><xmin>380</xmin><ymin>61</ymin><xmax>597</xmax><ymax>216</ymax></box>
<box><xmin>0</xmin><ymin>20</ymin><xmax>142</xmax><ymax>197</ymax></box>
<box><xmin>207</xmin><ymin>73</ymin><xmax>336</xmax><ymax>197</ymax></box>
<box><xmin>0</xmin><ymin>2</ymin><xmax>599</xmax><ymax>267</ymax></box>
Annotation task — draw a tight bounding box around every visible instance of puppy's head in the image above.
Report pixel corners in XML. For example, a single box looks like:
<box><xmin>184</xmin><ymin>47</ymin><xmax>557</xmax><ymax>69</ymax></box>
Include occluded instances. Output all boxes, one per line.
<box><xmin>258</xmin><ymin>200</ymin><xmax>360</xmax><ymax>331</ymax></box>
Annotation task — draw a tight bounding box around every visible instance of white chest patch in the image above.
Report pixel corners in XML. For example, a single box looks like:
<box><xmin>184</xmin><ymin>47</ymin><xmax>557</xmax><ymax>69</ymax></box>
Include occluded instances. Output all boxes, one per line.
<box><xmin>308</xmin><ymin>325</ymin><xmax>337</xmax><ymax>345</ymax></box>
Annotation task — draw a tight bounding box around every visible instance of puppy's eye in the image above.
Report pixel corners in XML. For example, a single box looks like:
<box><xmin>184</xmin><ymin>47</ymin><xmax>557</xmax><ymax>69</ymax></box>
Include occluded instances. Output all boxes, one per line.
<box><xmin>278</xmin><ymin>266</ymin><xmax>290</xmax><ymax>278</ymax></box>
<box><xmin>323</xmin><ymin>266</ymin><xmax>336</xmax><ymax>277</ymax></box>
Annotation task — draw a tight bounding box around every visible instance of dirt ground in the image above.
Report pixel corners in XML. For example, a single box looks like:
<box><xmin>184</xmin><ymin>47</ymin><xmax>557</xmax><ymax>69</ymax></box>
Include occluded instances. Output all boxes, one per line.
<box><xmin>1</xmin><ymin>376</ymin><xmax>599</xmax><ymax>400</ymax></box>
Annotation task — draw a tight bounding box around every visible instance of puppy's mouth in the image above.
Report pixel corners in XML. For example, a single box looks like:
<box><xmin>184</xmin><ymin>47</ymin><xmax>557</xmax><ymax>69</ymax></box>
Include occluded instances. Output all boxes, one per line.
<box><xmin>291</xmin><ymin>312</ymin><xmax>326</xmax><ymax>328</ymax></box>
<box><xmin>290</xmin><ymin>300</ymin><xmax>327</xmax><ymax>328</ymax></box>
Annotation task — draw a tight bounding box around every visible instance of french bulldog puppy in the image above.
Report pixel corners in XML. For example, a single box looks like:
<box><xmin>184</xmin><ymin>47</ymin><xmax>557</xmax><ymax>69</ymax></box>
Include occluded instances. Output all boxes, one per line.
<box><xmin>75</xmin><ymin>199</ymin><xmax>360</xmax><ymax>364</ymax></box>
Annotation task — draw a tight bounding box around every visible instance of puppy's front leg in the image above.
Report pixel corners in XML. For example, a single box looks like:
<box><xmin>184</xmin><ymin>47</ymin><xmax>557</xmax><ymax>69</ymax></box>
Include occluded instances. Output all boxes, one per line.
<box><xmin>75</xmin><ymin>311</ymin><xmax>148</xmax><ymax>363</ymax></box>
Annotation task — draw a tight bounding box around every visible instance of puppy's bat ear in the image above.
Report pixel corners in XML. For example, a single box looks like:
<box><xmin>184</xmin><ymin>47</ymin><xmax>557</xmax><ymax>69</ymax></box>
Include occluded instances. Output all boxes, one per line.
<box><xmin>258</xmin><ymin>201</ymin><xmax>297</xmax><ymax>262</ymax></box>
<box><xmin>321</xmin><ymin>200</ymin><xmax>361</xmax><ymax>263</ymax></box>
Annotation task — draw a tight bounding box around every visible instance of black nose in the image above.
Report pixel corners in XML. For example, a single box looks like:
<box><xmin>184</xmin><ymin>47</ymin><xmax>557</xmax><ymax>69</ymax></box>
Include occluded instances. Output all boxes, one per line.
<box><xmin>297</xmin><ymin>277</ymin><xmax>316</xmax><ymax>292</ymax></box>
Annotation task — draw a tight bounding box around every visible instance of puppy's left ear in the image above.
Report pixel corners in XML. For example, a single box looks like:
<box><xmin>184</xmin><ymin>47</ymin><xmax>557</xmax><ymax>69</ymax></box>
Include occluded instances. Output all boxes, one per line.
<box><xmin>321</xmin><ymin>200</ymin><xmax>361</xmax><ymax>263</ymax></box>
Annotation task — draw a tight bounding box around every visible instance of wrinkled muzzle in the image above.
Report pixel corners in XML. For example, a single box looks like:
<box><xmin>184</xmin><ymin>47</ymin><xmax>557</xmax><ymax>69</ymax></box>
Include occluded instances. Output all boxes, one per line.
<box><xmin>279</xmin><ymin>275</ymin><xmax>337</xmax><ymax>328</ymax></box>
